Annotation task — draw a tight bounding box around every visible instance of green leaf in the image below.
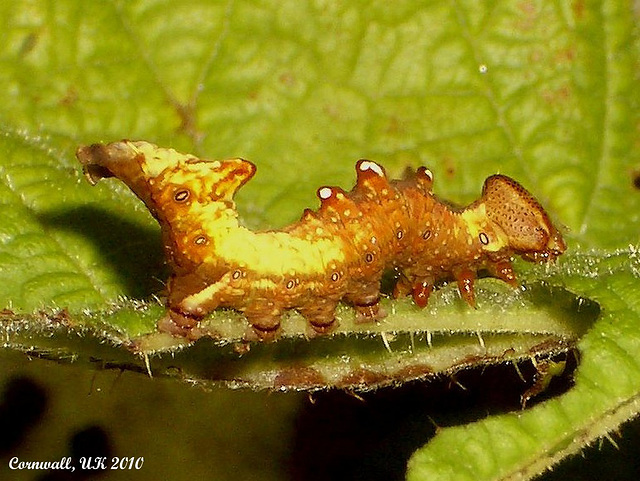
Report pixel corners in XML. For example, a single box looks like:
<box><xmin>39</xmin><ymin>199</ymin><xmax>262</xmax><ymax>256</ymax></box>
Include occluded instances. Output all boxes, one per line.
<box><xmin>0</xmin><ymin>1</ymin><xmax>639</xmax><ymax>479</ymax></box>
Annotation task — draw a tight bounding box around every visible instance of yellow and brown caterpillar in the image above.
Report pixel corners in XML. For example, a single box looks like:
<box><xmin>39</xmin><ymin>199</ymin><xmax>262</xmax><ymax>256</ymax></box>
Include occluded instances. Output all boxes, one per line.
<box><xmin>77</xmin><ymin>141</ymin><xmax>565</xmax><ymax>340</ymax></box>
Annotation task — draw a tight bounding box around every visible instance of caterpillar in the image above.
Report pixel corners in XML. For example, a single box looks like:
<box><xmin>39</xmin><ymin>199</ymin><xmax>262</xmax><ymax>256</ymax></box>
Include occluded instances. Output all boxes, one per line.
<box><xmin>77</xmin><ymin>140</ymin><xmax>566</xmax><ymax>340</ymax></box>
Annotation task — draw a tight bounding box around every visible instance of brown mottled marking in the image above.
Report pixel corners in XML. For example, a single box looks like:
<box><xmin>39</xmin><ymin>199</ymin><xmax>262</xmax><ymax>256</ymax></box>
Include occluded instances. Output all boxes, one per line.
<box><xmin>274</xmin><ymin>367</ymin><xmax>326</xmax><ymax>390</ymax></box>
<box><xmin>481</xmin><ymin>175</ymin><xmax>565</xmax><ymax>262</ymax></box>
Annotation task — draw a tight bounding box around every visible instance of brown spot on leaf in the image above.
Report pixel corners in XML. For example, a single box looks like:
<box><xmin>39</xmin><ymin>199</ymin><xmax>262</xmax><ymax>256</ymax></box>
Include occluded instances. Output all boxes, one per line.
<box><xmin>516</xmin><ymin>0</ymin><xmax>538</xmax><ymax>30</ymax></box>
<box><xmin>457</xmin><ymin>354</ymin><xmax>487</xmax><ymax>367</ymax></box>
<box><xmin>393</xmin><ymin>364</ymin><xmax>435</xmax><ymax>382</ymax></box>
<box><xmin>572</xmin><ymin>0</ymin><xmax>585</xmax><ymax>20</ymax></box>
<box><xmin>440</xmin><ymin>156</ymin><xmax>456</xmax><ymax>179</ymax></box>
<box><xmin>19</xmin><ymin>32</ymin><xmax>38</xmax><ymax>57</ymax></box>
<box><xmin>528</xmin><ymin>50</ymin><xmax>543</xmax><ymax>65</ymax></box>
<box><xmin>59</xmin><ymin>86</ymin><xmax>78</xmax><ymax>107</ymax></box>
<box><xmin>279</xmin><ymin>72</ymin><xmax>296</xmax><ymax>87</ymax></box>
<box><xmin>555</xmin><ymin>47</ymin><xmax>576</xmax><ymax>64</ymax></box>
<box><xmin>385</xmin><ymin>116</ymin><xmax>403</xmax><ymax>136</ymax></box>
<box><xmin>274</xmin><ymin>366</ymin><xmax>326</xmax><ymax>390</ymax></box>
<box><xmin>336</xmin><ymin>369</ymin><xmax>389</xmax><ymax>389</ymax></box>
<box><xmin>541</xmin><ymin>85</ymin><xmax>571</xmax><ymax>105</ymax></box>
<box><xmin>323</xmin><ymin>103</ymin><xmax>340</xmax><ymax>120</ymax></box>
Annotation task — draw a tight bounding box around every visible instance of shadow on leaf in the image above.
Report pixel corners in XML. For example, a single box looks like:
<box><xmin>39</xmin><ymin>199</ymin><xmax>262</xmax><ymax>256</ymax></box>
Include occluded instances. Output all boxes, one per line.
<box><xmin>38</xmin><ymin>206</ymin><xmax>168</xmax><ymax>299</ymax></box>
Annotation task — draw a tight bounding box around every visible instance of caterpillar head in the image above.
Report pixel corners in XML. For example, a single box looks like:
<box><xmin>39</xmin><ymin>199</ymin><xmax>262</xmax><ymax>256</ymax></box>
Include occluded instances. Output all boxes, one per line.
<box><xmin>76</xmin><ymin>140</ymin><xmax>256</xmax><ymax>218</ymax></box>
<box><xmin>481</xmin><ymin>175</ymin><xmax>566</xmax><ymax>262</ymax></box>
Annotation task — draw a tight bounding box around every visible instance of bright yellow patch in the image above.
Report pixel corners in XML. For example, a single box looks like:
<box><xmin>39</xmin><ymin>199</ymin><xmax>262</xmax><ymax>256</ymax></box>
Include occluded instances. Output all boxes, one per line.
<box><xmin>194</xmin><ymin>203</ymin><xmax>345</xmax><ymax>275</ymax></box>
<box><xmin>214</xmin><ymin>228</ymin><xmax>346</xmax><ymax>276</ymax></box>
<box><xmin>460</xmin><ymin>204</ymin><xmax>508</xmax><ymax>252</ymax></box>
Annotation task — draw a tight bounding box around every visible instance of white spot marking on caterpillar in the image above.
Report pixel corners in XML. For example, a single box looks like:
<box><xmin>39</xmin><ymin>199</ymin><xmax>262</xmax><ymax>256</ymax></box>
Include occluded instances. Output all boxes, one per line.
<box><xmin>359</xmin><ymin>160</ymin><xmax>384</xmax><ymax>177</ymax></box>
<box><xmin>319</xmin><ymin>187</ymin><xmax>333</xmax><ymax>199</ymax></box>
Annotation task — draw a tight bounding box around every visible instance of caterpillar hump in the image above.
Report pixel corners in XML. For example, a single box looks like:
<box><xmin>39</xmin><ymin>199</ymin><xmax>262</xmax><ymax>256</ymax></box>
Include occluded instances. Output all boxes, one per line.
<box><xmin>77</xmin><ymin>140</ymin><xmax>566</xmax><ymax>341</ymax></box>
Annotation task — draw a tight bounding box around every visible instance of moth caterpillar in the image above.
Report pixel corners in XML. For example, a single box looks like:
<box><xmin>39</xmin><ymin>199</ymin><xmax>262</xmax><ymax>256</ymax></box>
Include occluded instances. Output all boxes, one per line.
<box><xmin>77</xmin><ymin>141</ymin><xmax>566</xmax><ymax>340</ymax></box>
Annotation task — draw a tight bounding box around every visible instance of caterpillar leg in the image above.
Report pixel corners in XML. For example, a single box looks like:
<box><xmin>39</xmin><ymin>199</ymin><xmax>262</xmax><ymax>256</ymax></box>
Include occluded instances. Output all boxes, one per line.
<box><xmin>162</xmin><ymin>272</ymin><xmax>210</xmax><ymax>336</ymax></box>
<box><xmin>395</xmin><ymin>275</ymin><xmax>434</xmax><ymax>308</ymax></box>
<box><xmin>243</xmin><ymin>304</ymin><xmax>283</xmax><ymax>341</ymax></box>
<box><xmin>298</xmin><ymin>298</ymin><xmax>340</xmax><ymax>335</ymax></box>
<box><xmin>167</xmin><ymin>273</ymin><xmax>227</xmax><ymax>327</ymax></box>
<box><xmin>393</xmin><ymin>274</ymin><xmax>411</xmax><ymax>298</ymax></box>
<box><xmin>346</xmin><ymin>285</ymin><xmax>385</xmax><ymax>323</ymax></box>
<box><xmin>411</xmin><ymin>281</ymin><xmax>434</xmax><ymax>308</ymax></box>
<box><xmin>159</xmin><ymin>308</ymin><xmax>202</xmax><ymax>337</ymax></box>
<box><xmin>487</xmin><ymin>259</ymin><xmax>518</xmax><ymax>287</ymax></box>
<box><xmin>353</xmin><ymin>300</ymin><xmax>384</xmax><ymax>323</ymax></box>
<box><xmin>454</xmin><ymin>268</ymin><xmax>477</xmax><ymax>308</ymax></box>
<box><xmin>158</xmin><ymin>289</ymin><xmax>221</xmax><ymax>339</ymax></box>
